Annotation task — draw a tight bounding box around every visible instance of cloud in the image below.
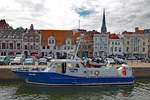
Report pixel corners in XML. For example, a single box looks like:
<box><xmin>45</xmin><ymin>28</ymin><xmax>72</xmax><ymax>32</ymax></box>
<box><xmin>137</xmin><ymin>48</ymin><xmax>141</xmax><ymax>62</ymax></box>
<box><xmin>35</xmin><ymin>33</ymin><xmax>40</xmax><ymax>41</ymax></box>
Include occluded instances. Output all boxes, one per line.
<box><xmin>0</xmin><ymin>0</ymin><xmax>150</xmax><ymax>33</ymax></box>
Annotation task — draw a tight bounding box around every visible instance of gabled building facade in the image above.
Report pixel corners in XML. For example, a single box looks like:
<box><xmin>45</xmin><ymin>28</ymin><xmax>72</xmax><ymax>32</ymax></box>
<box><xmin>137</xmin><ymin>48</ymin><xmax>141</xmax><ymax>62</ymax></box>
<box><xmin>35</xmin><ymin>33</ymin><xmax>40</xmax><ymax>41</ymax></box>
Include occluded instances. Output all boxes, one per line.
<box><xmin>41</xmin><ymin>29</ymin><xmax>85</xmax><ymax>58</ymax></box>
<box><xmin>93</xmin><ymin>9</ymin><xmax>109</xmax><ymax>57</ymax></box>
<box><xmin>0</xmin><ymin>19</ymin><xmax>9</xmax><ymax>31</ymax></box>
<box><xmin>78</xmin><ymin>31</ymin><xmax>94</xmax><ymax>58</ymax></box>
<box><xmin>143</xmin><ymin>29</ymin><xmax>150</xmax><ymax>56</ymax></box>
<box><xmin>109</xmin><ymin>34</ymin><xmax>123</xmax><ymax>56</ymax></box>
<box><xmin>0</xmin><ymin>29</ymin><xmax>25</xmax><ymax>56</ymax></box>
<box><xmin>122</xmin><ymin>27</ymin><xmax>148</xmax><ymax>57</ymax></box>
<box><xmin>23</xmin><ymin>24</ymin><xmax>41</xmax><ymax>57</ymax></box>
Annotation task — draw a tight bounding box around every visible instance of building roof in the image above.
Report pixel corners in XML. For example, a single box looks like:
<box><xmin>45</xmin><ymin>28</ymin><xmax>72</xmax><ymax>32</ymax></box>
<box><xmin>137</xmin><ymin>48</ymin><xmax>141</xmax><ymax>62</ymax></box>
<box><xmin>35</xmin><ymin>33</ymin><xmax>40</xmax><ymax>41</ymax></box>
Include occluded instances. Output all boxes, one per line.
<box><xmin>0</xmin><ymin>29</ymin><xmax>25</xmax><ymax>39</ymax></box>
<box><xmin>41</xmin><ymin>30</ymin><xmax>84</xmax><ymax>46</ymax></box>
<box><xmin>122</xmin><ymin>31</ymin><xmax>134</xmax><ymax>34</ymax></box>
<box><xmin>138</xmin><ymin>30</ymin><xmax>144</xmax><ymax>34</ymax></box>
<box><xmin>109</xmin><ymin>34</ymin><xmax>120</xmax><ymax>39</ymax></box>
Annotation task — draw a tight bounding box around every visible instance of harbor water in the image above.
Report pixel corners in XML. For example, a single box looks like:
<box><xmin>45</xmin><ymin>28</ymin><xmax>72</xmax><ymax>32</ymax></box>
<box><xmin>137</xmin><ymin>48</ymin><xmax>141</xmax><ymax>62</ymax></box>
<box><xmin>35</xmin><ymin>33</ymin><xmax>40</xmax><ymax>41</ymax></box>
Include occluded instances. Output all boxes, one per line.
<box><xmin>0</xmin><ymin>79</ymin><xmax>150</xmax><ymax>100</ymax></box>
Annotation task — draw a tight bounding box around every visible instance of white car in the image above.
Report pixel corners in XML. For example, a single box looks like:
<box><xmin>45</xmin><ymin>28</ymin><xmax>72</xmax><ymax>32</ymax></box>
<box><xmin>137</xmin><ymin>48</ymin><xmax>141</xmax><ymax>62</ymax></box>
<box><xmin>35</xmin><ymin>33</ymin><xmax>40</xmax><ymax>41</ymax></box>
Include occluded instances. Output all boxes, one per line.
<box><xmin>11</xmin><ymin>57</ymin><xmax>23</xmax><ymax>65</ymax></box>
<box><xmin>105</xmin><ymin>58</ymin><xmax>115</xmax><ymax>64</ymax></box>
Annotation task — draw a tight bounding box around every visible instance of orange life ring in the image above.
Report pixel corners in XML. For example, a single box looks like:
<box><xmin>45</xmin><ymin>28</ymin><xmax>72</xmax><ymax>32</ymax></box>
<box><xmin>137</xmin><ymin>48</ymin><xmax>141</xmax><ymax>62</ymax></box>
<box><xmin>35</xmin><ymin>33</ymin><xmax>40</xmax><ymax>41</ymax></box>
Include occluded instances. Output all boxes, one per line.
<box><xmin>94</xmin><ymin>70</ymin><xmax>100</xmax><ymax>76</ymax></box>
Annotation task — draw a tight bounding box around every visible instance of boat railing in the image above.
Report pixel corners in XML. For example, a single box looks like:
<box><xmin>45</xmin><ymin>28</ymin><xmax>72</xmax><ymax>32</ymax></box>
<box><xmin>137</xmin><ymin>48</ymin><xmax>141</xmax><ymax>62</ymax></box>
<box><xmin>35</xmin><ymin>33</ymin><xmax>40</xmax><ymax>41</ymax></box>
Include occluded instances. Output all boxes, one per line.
<box><xmin>10</xmin><ymin>65</ymin><xmax>46</xmax><ymax>72</ymax></box>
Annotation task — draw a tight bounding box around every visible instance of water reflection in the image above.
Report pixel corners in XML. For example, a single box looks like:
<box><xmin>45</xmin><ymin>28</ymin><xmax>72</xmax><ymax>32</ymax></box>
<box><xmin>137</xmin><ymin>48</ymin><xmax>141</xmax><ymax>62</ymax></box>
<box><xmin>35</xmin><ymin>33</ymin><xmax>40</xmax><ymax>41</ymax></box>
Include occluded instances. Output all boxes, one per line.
<box><xmin>15</xmin><ymin>84</ymin><xmax>134</xmax><ymax>100</ymax></box>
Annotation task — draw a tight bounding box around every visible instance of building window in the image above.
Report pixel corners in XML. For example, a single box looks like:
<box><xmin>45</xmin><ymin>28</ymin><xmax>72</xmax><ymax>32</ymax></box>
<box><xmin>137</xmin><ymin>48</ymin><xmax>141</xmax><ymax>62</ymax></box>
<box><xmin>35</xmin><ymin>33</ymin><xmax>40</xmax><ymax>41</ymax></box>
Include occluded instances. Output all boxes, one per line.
<box><xmin>143</xmin><ymin>48</ymin><xmax>145</xmax><ymax>52</ymax></box>
<box><xmin>118</xmin><ymin>42</ymin><xmax>120</xmax><ymax>45</ymax></box>
<box><xmin>24</xmin><ymin>37</ymin><xmax>28</xmax><ymax>42</ymax></box>
<box><xmin>126</xmin><ymin>47</ymin><xmax>129</xmax><ymax>52</ymax></box>
<box><xmin>49</xmin><ymin>40</ymin><xmax>51</xmax><ymax>44</ymax></box>
<box><xmin>52</xmin><ymin>40</ymin><xmax>54</xmax><ymax>44</ymax></box>
<box><xmin>115</xmin><ymin>47</ymin><xmax>117</xmax><ymax>52</ymax></box>
<box><xmin>111</xmin><ymin>47</ymin><xmax>113</xmax><ymax>53</ymax></box>
<box><xmin>43</xmin><ymin>46</ymin><xmax>45</xmax><ymax>49</ymax></box>
<box><xmin>36</xmin><ymin>38</ymin><xmax>39</xmax><ymax>42</ymax></box>
<box><xmin>30</xmin><ymin>37</ymin><xmax>33</xmax><ymax>42</ymax></box>
<box><xmin>67</xmin><ymin>40</ymin><xmax>71</xmax><ymax>44</ymax></box>
<box><xmin>88</xmin><ymin>45</ymin><xmax>91</xmax><ymax>49</ymax></box>
<box><xmin>95</xmin><ymin>52</ymin><xmax>97</xmax><ymax>56</ymax></box>
<box><xmin>49</xmin><ymin>39</ymin><xmax>55</xmax><ymax>44</ymax></box>
<box><xmin>64</xmin><ymin>46</ymin><xmax>66</xmax><ymax>50</ymax></box>
<box><xmin>2</xmin><ymin>43</ymin><xmax>6</xmax><ymax>49</ymax></box>
<box><xmin>30</xmin><ymin>45</ymin><xmax>33</xmax><ymax>49</ymax></box>
<box><xmin>25</xmin><ymin>45</ymin><xmax>27</xmax><ymax>49</ymax></box>
<box><xmin>143</xmin><ymin>42</ymin><xmax>145</xmax><ymax>46</ymax></box>
<box><xmin>68</xmin><ymin>46</ymin><xmax>70</xmax><ymax>50</ymax></box>
<box><xmin>112</xmin><ymin>42</ymin><xmax>114</xmax><ymax>45</ymax></box>
<box><xmin>115</xmin><ymin>42</ymin><xmax>117</xmax><ymax>45</ymax></box>
<box><xmin>119</xmin><ymin>47</ymin><xmax>121</xmax><ymax>52</ymax></box>
<box><xmin>35</xmin><ymin>45</ymin><xmax>39</xmax><ymax>50</ymax></box>
<box><xmin>9</xmin><ymin>43</ymin><xmax>13</xmax><ymax>49</ymax></box>
<box><xmin>127</xmin><ymin>41</ymin><xmax>129</xmax><ymax>45</ymax></box>
<box><xmin>47</xmin><ymin>46</ymin><xmax>50</xmax><ymax>49</ymax></box>
<box><xmin>17</xmin><ymin>43</ymin><xmax>21</xmax><ymax>49</ymax></box>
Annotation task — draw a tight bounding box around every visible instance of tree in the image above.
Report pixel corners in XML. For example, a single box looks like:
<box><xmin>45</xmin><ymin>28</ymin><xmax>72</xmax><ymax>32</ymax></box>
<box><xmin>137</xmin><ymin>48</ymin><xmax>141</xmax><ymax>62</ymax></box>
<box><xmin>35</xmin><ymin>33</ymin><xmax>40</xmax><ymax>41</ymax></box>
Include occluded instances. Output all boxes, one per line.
<box><xmin>8</xmin><ymin>26</ymin><xmax>13</xmax><ymax>29</ymax></box>
<box><xmin>16</xmin><ymin>26</ymin><xmax>24</xmax><ymax>30</ymax></box>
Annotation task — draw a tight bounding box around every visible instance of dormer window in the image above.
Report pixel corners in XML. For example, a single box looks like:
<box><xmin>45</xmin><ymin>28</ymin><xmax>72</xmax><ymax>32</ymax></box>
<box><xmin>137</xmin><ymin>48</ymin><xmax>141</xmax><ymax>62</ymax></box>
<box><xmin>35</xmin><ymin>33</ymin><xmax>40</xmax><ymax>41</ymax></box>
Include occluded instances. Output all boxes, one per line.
<box><xmin>30</xmin><ymin>37</ymin><xmax>33</xmax><ymax>42</ymax></box>
<box><xmin>66</xmin><ymin>38</ymin><xmax>71</xmax><ymax>45</ymax></box>
<box><xmin>48</xmin><ymin>37</ymin><xmax>55</xmax><ymax>45</ymax></box>
<box><xmin>24</xmin><ymin>36</ymin><xmax>28</xmax><ymax>42</ymax></box>
<box><xmin>35</xmin><ymin>37</ymin><xmax>39</xmax><ymax>42</ymax></box>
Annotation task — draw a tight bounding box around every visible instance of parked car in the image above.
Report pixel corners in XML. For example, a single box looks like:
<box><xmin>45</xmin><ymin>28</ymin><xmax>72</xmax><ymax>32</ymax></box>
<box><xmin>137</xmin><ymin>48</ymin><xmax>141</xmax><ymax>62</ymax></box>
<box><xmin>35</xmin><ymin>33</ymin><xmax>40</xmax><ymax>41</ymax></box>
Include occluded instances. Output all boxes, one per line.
<box><xmin>117</xmin><ymin>55</ymin><xmax>127</xmax><ymax>60</ymax></box>
<box><xmin>146</xmin><ymin>57</ymin><xmax>150</xmax><ymax>63</ymax></box>
<box><xmin>127</xmin><ymin>56</ymin><xmax>137</xmax><ymax>60</ymax></box>
<box><xmin>104</xmin><ymin>58</ymin><xmax>115</xmax><ymax>64</ymax></box>
<box><xmin>38</xmin><ymin>58</ymin><xmax>47</xmax><ymax>65</ymax></box>
<box><xmin>24</xmin><ymin>58</ymin><xmax>35</xmax><ymax>65</ymax></box>
<box><xmin>10</xmin><ymin>57</ymin><xmax>23</xmax><ymax>65</ymax></box>
<box><xmin>46</xmin><ymin>56</ymin><xmax>53</xmax><ymax>62</ymax></box>
<box><xmin>114</xmin><ymin>57</ymin><xmax>126</xmax><ymax>64</ymax></box>
<box><xmin>16</xmin><ymin>54</ymin><xmax>25</xmax><ymax>61</ymax></box>
<box><xmin>0</xmin><ymin>56</ymin><xmax>10</xmax><ymax>65</ymax></box>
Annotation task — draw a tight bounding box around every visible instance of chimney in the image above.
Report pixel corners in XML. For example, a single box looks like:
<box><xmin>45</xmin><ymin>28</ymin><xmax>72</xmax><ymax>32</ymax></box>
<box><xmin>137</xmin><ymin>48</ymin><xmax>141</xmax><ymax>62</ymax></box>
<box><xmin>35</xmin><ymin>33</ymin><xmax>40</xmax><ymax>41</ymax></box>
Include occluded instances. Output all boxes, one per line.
<box><xmin>135</xmin><ymin>27</ymin><xmax>139</xmax><ymax>32</ymax></box>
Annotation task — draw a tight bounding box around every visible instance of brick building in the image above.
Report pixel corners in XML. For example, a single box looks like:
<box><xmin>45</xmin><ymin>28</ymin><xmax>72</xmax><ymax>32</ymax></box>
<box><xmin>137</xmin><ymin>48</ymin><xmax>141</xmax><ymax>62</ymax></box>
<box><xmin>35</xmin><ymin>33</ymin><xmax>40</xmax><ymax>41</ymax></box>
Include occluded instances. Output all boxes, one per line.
<box><xmin>41</xmin><ymin>29</ymin><xmax>85</xmax><ymax>58</ymax></box>
<box><xmin>0</xmin><ymin>29</ymin><xmax>25</xmax><ymax>56</ymax></box>
<box><xmin>0</xmin><ymin>19</ymin><xmax>9</xmax><ymax>31</ymax></box>
<box><xmin>23</xmin><ymin>24</ymin><xmax>41</xmax><ymax>57</ymax></box>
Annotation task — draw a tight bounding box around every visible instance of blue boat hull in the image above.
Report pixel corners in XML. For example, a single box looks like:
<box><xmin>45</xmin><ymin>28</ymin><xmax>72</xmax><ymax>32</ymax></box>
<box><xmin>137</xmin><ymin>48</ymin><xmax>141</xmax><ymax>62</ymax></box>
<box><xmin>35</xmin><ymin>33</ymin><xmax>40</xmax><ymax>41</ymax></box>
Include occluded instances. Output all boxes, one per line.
<box><xmin>13</xmin><ymin>71</ymin><xmax>134</xmax><ymax>86</ymax></box>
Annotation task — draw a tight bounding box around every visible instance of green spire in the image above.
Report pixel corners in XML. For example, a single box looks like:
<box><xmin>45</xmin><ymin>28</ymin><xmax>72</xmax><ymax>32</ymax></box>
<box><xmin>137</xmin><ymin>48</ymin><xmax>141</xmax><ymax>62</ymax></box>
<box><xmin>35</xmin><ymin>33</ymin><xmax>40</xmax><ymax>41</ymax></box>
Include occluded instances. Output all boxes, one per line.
<box><xmin>101</xmin><ymin>8</ymin><xmax>107</xmax><ymax>33</ymax></box>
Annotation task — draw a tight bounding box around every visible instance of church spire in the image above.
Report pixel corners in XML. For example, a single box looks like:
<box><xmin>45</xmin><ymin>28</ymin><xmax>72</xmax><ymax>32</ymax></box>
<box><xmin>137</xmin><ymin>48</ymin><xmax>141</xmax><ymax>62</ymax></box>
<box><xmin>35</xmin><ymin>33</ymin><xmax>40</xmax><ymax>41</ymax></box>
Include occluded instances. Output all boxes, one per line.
<box><xmin>101</xmin><ymin>8</ymin><xmax>107</xmax><ymax>33</ymax></box>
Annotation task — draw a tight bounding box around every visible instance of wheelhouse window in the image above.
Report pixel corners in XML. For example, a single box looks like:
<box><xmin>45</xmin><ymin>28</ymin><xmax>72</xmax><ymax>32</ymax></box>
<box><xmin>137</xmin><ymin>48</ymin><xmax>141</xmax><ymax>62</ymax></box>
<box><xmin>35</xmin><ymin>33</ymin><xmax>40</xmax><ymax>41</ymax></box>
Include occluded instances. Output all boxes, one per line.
<box><xmin>67</xmin><ymin>63</ymin><xmax>80</xmax><ymax>68</ymax></box>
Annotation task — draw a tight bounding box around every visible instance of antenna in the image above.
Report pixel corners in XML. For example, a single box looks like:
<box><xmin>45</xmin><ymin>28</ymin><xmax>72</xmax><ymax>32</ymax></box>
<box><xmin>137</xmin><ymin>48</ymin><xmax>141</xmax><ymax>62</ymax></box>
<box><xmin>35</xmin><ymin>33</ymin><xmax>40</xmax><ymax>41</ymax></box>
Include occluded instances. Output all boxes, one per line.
<box><xmin>79</xmin><ymin>19</ymin><xmax>80</xmax><ymax>29</ymax></box>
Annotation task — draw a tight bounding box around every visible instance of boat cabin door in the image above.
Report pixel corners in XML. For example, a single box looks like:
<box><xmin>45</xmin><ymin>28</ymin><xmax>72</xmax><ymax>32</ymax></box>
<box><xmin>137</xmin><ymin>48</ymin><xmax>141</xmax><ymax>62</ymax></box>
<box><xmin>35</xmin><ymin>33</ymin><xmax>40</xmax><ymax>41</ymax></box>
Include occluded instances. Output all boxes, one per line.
<box><xmin>62</xmin><ymin>62</ymin><xmax>66</xmax><ymax>73</ymax></box>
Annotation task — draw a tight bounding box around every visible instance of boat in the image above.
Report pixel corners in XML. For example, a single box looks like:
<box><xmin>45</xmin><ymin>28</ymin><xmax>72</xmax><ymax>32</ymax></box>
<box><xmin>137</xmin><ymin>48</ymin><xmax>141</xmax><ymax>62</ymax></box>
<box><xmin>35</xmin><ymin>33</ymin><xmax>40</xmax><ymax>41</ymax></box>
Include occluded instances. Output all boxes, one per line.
<box><xmin>12</xmin><ymin>59</ymin><xmax>134</xmax><ymax>86</ymax></box>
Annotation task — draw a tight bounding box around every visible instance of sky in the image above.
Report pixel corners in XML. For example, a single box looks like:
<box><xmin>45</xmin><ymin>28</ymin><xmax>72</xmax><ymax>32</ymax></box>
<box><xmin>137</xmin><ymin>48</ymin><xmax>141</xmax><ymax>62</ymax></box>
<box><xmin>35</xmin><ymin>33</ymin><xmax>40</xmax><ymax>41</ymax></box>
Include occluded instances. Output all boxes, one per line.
<box><xmin>0</xmin><ymin>0</ymin><xmax>150</xmax><ymax>33</ymax></box>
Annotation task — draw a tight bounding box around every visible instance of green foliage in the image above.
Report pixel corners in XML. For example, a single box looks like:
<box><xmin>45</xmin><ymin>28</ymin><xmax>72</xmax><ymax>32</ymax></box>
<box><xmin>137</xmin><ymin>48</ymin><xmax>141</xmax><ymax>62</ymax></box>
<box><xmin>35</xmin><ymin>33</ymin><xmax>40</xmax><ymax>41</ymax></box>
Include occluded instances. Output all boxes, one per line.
<box><xmin>8</xmin><ymin>26</ymin><xmax>13</xmax><ymax>29</ymax></box>
<box><xmin>16</xmin><ymin>26</ymin><xmax>24</xmax><ymax>30</ymax></box>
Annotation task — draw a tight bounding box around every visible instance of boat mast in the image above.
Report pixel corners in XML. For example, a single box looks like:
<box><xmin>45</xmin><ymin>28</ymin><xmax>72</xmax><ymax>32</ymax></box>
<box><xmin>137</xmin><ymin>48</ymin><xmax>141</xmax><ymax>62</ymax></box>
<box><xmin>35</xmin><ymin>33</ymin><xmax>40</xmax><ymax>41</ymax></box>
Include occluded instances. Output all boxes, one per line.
<box><xmin>73</xmin><ymin>34</ymin><xmax>84</xmax><ymax>59</ymax></box>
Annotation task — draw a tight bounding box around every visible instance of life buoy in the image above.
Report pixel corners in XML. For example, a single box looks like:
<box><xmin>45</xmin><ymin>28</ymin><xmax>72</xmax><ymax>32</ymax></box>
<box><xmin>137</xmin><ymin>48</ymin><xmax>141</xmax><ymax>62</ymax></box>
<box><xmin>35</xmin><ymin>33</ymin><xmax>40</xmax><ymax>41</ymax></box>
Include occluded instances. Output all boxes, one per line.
<box><xmin>122</xmin><ymin>66</ymin><xmax>126</xmax><ymax>76</ymax></box>
<box><xmin>94</xmin><ymin>70</ymin><xmax>100</xmax><ymax>76</ymax></box>
<box><xmin>37</xmin><ymin>70</ymin><xmax>40</xmax><ymax>72</ymax></box>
